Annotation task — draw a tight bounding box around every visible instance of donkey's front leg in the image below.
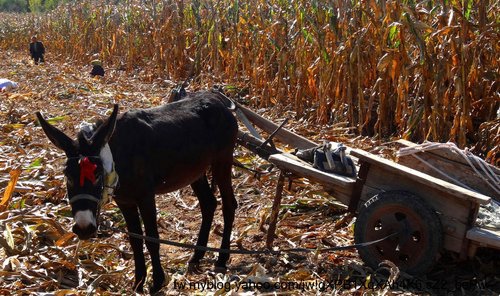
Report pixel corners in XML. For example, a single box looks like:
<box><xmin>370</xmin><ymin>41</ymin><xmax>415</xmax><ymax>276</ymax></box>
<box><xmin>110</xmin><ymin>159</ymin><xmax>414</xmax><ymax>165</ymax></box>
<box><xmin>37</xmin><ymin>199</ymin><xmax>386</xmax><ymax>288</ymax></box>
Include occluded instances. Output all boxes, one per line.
<box><xmin>139</xmin><ymin>195</ymin><xmax>165</xmax><ymax>293</ymax></box>
<box><xmin>188</xmin><ymin>176</ymin><xmax>217</xmax><ymax>272</ymax></box>
<box><xmin>119</xmin><ymin>205</ymin><xmax>148</xmax><ymax>292</ymax></box>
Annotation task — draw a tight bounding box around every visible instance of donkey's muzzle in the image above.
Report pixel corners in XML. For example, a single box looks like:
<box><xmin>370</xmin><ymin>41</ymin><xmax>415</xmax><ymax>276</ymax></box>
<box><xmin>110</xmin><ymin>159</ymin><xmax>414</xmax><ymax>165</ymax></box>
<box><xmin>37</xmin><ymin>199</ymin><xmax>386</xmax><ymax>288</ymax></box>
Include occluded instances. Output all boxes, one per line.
<box><xmin>72</xmin><ymin>222</ymin><xmax>97</xmax><ymax>240</ymax></box>
<box><xmin>72</xmin><ymin>207</ymin><xmax>98</xmax><ymax>240</ymax></box>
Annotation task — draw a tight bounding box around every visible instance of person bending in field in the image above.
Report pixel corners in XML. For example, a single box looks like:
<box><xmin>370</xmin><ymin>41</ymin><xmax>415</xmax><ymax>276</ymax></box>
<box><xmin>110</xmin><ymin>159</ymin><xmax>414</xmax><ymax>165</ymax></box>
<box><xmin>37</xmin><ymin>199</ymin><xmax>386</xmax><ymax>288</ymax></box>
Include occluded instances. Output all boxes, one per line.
<box><xmin>0</xmin><ymin>79</ymin><xmax>18</xmax><ymax>92</ymax></box>
<box><xmin>90</xmin><ymin>60</ymin><xmax>105</xmax><ymax>77</ymax></box>
<box><xmin>29</xmin><ymin>36</ymin><xmax>45</xmax><ymax>65</ymax></box>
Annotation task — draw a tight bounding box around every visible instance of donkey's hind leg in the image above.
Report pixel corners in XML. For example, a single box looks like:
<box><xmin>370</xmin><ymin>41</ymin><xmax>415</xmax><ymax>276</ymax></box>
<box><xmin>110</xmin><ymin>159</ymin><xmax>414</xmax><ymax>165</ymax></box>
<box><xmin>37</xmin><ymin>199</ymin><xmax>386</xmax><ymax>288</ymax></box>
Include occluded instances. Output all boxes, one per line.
<box><xmin>188</xmin><ymin>175</ymin><xmax>217</xmax><ymax>272</ymax></box>
<box><xmin>212</xmin><ymin>154</ymin><xmax>237</xmax><ymax>273</ymax></box>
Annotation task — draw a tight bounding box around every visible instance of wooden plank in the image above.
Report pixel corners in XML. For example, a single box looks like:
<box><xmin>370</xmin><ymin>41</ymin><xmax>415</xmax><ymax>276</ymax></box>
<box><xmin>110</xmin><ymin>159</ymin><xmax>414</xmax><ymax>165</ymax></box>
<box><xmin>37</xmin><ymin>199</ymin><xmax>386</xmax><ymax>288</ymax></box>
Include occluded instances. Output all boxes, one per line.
<box><xmin>357</xmin><ymin>165</ymin><xmax>472</xmax><ymax>254</ymax></box>
<box><xmin>236</xmin><ymin>103</ymin><xmax>318</xmax><ymax>150</ymax></box>
<box><xmin>358</xmin><ymin>164</ymin><xmax>473</xmax><ymax>224</ymax></box>
<box><xmin>348</xmin><ymin>161</ymin><xmax>370</xmax><ymax>212</ymax></box>
<box><xmin>268</xmin><ymin>153</ymin><xmax>355</xmax><ymax>206</ymax></box>
<box><xmin>443</xmin><ymin>236</ymin><xmax>467</xmax><ymax>253</ymax></box>
<box><xmin>350</xmin><ymin>148</ymin><xmax>491</xmax><ymax>205</ymax></box>
<box><xmin>397</xmin><ymin>140</ymin><xmax>500</xmax><ymax>175</ymax></box>
<box><xmin>397</xmin><ymin>154</ymin><xmax>499</xmax><ymax>199</ymax></box>
<box><xmin>466</xmin><ymin>227</ymin><xmax>500</xmax><ymax>249</ymax></box>
<box><xmin>268</xmin><ymin>153</ymin><xmax>356</xmax><ymax>188</ymax></box>
<box><xmin>396</xmin><ymin>140</ymin><xmax>499</xmax><ymax>200</ymax></box>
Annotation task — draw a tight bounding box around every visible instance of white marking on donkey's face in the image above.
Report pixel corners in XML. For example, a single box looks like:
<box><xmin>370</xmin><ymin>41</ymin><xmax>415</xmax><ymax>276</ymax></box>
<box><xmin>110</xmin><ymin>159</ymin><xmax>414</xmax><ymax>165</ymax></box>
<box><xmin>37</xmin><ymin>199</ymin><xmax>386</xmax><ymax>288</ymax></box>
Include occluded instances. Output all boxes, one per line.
<box><xmin>100</xmin><ymin>144</ymin><xmax>114</xmax><ymax>174</ymax></box>
<box><xmin>72</xmin><ymin>124</ymin><xmax>114</xmax><ymax>230</ymax></box>
<box><xmin>80</xmin><ymin>123</ymin><xmax>114</xmax><ymax>174</ymax></box>
<box><xmin>74</xmin><ymin>210</ymin><xmax>96</xmax><ymax>228</ymax></box>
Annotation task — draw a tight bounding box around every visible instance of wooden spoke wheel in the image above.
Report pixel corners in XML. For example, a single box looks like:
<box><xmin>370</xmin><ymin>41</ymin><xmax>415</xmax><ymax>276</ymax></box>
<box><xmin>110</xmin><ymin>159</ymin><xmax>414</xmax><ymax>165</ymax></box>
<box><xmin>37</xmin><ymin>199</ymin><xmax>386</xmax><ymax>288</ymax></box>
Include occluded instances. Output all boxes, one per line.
<box><xmin>354</xmin><ymin>191</ymin><xmax>443</xmax><ymax>274</ymax></box>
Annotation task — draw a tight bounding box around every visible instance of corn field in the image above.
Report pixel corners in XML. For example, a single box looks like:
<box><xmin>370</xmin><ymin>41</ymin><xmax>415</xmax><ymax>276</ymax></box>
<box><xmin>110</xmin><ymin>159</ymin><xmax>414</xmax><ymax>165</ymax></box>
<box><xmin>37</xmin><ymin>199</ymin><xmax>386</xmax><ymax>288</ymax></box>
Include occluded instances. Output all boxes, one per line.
<box><xmin>0</xmin><ymin>0</ymin><xmax>498</xmax><ymax>163</ymax></box>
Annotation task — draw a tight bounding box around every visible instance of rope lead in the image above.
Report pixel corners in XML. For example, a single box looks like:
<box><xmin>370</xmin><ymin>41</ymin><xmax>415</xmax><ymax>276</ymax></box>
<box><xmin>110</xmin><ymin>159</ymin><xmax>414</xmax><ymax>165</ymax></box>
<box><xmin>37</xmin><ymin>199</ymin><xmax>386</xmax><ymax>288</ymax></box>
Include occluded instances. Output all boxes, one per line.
<box><xmin>112</xmin><ymin>228</ymin><xmax>398</xmax><ymax>255</ymax></box>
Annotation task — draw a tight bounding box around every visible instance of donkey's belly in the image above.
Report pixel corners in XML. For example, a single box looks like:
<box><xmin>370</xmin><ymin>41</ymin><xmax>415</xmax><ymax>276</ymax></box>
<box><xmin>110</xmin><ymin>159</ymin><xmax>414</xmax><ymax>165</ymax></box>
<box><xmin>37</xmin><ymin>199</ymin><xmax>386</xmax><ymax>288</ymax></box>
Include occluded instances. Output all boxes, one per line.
<box><xmin>153</xmin><ymin>162</ymin><xmax>209</xmax><ymax>193</ymax></box>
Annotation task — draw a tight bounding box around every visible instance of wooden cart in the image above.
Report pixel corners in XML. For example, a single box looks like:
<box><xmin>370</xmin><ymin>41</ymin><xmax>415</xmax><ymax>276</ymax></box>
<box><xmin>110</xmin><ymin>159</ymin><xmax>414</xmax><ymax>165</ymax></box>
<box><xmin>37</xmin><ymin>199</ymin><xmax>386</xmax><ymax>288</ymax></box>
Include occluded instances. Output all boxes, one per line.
<box><xmin>234</xmin><ymin>103</ymin><xmax>500</xmax><ymax>274</ymax></box>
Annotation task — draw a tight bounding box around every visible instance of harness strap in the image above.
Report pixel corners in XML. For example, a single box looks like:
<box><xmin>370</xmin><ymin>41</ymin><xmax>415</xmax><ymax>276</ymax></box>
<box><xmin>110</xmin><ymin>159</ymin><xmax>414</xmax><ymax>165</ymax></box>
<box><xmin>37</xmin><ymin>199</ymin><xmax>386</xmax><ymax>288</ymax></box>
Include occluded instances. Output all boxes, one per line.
<box><xmin>69</xmin><ymin>194</ymin><xmax>101</xmax><ymax>205</ymax></box>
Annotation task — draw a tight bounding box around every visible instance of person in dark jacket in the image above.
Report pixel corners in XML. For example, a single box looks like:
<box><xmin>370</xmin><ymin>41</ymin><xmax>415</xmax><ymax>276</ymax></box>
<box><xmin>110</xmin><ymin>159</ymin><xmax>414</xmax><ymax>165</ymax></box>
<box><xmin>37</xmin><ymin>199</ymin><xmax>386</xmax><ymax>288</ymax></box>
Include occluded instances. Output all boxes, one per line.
<box><xmin>90</xmin><ymin>60</ymin><xmax>105</xmax><ymax>77</ymax></box>
<box><xmin>29</xmin><ymin>36</ymin><xmax>45</xmax><ymax>64</ymax></box>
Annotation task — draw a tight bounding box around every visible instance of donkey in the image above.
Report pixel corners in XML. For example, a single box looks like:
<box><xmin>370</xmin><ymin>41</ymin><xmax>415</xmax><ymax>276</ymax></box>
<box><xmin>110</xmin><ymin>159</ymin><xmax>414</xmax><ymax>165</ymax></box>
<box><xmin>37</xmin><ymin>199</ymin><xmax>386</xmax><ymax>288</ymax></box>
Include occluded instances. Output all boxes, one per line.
<box><xmin>36</xmin><ymin>91</ymin><xmax>238</xmax><ymax>293</ymax></box>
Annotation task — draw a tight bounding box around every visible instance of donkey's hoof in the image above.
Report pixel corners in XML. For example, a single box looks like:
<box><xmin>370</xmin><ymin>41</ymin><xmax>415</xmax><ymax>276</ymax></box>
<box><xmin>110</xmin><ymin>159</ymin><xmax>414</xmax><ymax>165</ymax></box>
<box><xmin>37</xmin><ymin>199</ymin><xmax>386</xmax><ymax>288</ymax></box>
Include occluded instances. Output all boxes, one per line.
<box><xmin>150</xmin><ymin>285</ymin><xmax>163</xmax><ymax>295</ymax></box>
<box><xmin>213</xmin><ymin>266</ymin><xmax>227</xmax><ymax>274</ymax></box>
<box><xmin>187</xmin><ymin>262</ymin><xmax>203</xmax><ymax>274</ymax></box>
<box><xmin>133</xmin><ymin>278</ymin><xmax>145</xmax><ymax>293</ymax></box>
<box><xmin>150</xmin><ymin>273</ymin><xmax>166</xmax><ymax>295</ymax></box>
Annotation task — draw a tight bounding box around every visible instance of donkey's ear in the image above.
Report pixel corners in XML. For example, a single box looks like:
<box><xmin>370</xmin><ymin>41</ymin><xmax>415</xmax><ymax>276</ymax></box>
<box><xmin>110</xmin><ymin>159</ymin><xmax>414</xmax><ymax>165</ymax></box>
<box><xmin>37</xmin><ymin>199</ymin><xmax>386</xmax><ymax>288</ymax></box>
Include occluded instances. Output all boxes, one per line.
<box><xmin>36</xmin><ymin>112</ymin><xmax>78</xmax><ymax>156</ymax></box>
<box><xmin>91</xmin><ymin>104</ymin><xmax>119</xmax><ymax>149</ymax></box>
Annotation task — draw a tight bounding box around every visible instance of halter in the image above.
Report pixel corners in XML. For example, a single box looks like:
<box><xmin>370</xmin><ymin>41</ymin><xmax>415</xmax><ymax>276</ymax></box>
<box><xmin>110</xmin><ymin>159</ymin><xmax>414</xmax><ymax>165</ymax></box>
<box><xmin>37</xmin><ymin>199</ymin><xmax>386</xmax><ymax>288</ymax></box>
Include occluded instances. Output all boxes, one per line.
<box><xmin>67</xmin><ymin>146</ymin><xmax>119</xmax><ymax>209</ymax></box>
<box><xmin>68</xmin><ymin>160</ymin><xmax>118</xmax><ymax>208</ymax></box>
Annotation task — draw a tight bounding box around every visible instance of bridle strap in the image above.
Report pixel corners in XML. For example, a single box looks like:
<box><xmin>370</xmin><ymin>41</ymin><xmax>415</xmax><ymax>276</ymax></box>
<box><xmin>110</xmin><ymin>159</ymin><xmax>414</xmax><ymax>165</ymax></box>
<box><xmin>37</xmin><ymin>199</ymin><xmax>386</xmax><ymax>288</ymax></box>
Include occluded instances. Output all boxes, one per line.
<box><xmin>69</xmin><ymin>194</ymin><xmax>101</xmax><ymax>205</ymax></box>
<box><xmin>68</xmin><ymin>171</ymin><xmax>118</xmax><ymax>207</ymax></box>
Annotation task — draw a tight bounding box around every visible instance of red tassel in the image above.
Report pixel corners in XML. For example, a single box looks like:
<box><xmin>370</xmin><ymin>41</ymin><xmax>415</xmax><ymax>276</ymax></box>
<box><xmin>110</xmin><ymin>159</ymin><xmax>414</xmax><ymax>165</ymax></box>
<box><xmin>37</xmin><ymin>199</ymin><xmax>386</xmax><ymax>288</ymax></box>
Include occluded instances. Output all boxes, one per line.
<box><xmin>79</xmin><ymin>157</ymin><xmax>97</xmax><ymax>186</ymax></box>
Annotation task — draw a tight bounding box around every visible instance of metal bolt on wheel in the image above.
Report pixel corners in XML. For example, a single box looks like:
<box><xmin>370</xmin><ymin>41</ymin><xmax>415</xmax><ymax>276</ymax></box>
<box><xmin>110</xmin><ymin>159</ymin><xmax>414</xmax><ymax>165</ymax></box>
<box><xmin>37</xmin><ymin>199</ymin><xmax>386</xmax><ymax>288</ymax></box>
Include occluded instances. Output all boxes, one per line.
<box><xmin>354</xmin><ymin>191</ymin><xmax>443</xmax><ymax>274</ymax></box>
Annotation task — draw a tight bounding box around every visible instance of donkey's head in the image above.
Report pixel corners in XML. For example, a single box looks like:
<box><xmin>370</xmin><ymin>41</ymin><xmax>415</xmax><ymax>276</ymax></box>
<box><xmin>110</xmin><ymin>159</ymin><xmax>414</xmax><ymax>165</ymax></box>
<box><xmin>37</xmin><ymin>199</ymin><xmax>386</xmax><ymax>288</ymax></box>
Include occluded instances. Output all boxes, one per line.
<box><xmin>36</xmin><ymin>105</ymin><xmax>119</xmax><ymax>240</ymax></box>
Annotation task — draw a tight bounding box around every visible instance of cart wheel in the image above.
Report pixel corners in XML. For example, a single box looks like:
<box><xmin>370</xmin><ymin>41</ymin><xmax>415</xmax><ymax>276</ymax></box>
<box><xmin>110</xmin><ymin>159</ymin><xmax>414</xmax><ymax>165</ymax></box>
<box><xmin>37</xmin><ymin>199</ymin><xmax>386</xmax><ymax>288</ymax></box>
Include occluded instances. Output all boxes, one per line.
<box><xmin>354</xmin><ymin>191</ymin><xmax>443</xmax><ymax>274</ymax></box>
